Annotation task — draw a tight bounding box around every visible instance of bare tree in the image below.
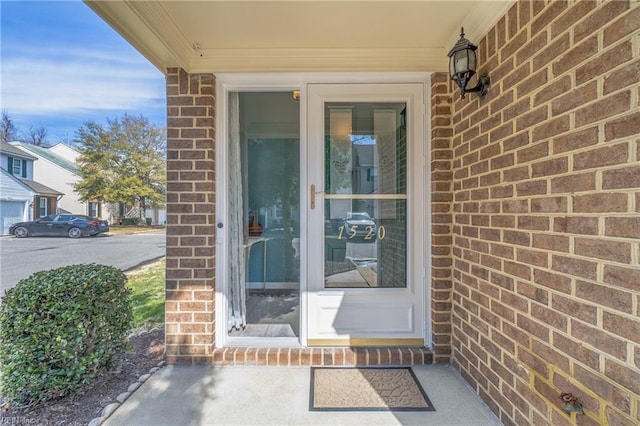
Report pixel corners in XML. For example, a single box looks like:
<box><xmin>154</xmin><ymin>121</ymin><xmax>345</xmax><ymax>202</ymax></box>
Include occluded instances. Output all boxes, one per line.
<box><xmin>0</xmin><ymin>111</ymin><xmax>18</xmax><ymax>142</ymax></box>
<box><xmin>25</xmin><ymin>125</ymin><xmax>48</xmax><ymax>147</ymax></box>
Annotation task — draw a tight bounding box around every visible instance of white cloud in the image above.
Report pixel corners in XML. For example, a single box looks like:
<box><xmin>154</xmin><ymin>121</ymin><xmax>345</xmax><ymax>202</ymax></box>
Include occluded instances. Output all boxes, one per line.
<box><xmin>1</xmin><ymin>51</ymin><xmax>165</xmax><ymax>116</ymax></box>
<box><xmin>0</xmin><ymin>2</ymin><xmax>167</xmax><ymax>141</ymax></box>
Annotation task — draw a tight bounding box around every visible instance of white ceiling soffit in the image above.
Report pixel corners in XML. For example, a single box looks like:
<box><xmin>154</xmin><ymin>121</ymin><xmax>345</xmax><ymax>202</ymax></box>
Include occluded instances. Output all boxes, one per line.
<box><xmin>85</xmin><ymin>0</ymin><xmax>515</xmax><ymax>74</ymax></box>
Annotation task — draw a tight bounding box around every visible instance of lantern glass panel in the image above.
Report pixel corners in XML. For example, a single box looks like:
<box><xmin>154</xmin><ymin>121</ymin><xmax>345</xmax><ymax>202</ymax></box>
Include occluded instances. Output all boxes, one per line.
<box><xmin>454</xmin><ymin>50</ymin><xmax>468</xmax><ymax>74</ymax></box>
<box><xmin>468</xmin><ymin>50</ymin><xmax>477</xmax><ymax>73</ymax></box>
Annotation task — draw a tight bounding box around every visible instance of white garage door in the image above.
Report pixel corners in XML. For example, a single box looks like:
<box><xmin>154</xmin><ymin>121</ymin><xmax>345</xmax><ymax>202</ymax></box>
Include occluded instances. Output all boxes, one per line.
<box><xmin>0</xmin><ymin>201</ymin><xmax>26</xmax><ymax>235</ymax></box>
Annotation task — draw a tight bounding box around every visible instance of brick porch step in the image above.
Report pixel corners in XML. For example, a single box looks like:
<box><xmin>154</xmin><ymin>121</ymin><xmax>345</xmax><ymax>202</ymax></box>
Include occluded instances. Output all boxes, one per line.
<box><xmin>208</xmin><ymin>347</ymin><xmax>434</xmax><ymax>366</ymax></box>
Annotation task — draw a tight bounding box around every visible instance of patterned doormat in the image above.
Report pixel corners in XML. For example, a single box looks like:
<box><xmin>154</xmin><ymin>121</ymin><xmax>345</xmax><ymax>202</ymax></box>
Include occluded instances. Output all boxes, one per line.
<box><xmin>310</xmin><ymin>367</ymin><xmax>435</xmax><ymax>411</ymax></box>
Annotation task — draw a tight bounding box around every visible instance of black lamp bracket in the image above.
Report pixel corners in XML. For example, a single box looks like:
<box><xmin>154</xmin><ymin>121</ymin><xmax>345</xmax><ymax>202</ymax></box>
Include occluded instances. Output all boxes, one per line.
<box><xmin>462</xmin><ymin>74</ymin><xmax>490</xmax><ymax>98</ymax></box>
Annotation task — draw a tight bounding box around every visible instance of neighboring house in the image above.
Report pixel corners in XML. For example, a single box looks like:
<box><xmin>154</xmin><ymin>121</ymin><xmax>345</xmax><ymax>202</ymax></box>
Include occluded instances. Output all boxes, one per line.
<box><xmin>122</xmin><ymin>204</ymin><xmax>167</xmax><ymax>226</ymax></box>
<box><xmin>44</xmin><ymin>142</ymin><xmax>112</xmax><ymax>221</ymax></box>
<box><xmin>0</xmin><ymin>168</ymin><xmax>36</xmax><ymax>235</ymax></box>
<box><xmin>0</xmin><ymin>141</ymin><xmax>63</xmax><ymax>234</ymax></box>
<box><xmin>8</xmin><ymin>141</ymin><xmax>111</xmax><ymax>221</ymax></box>
<box><xmin>9</xmin><ymin>142</ymin><xmax>84</xmax><ymax>214</ymax></box>
<box><xmin>87</xmin><ymin>1</ymin><xmax>640</xmax><ymax>425</ymax></box>
<box><xmin>0</xmin><ymin>140</ymin><xmax>36</xmax><ymax>180</ymax></box>
<box><xmin>18</xmin><ymin>179</ymin><xmax>64</xmax><ymax>219</ymax></box>
<box><xmin>48</xmin><ymin>142</ymin><xmax>80</xmax><ymax>163</ymax></box>
<box><xmin>50</xmin><ymin>142</ymin><xmax>166</xmax><ymax>225</ymax></box>
<box><xmin>144</xmin><ymin>207</ymin><xmax>166</xmax><ymax>225</ymax></box>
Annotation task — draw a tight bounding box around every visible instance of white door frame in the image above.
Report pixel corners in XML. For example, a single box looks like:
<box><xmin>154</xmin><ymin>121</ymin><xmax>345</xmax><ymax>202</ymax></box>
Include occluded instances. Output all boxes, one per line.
<box><xmin>215</xmin><ymin>72</ymin><xmax>432</xmax><ymax>348</ymax></box>
<box><xmin>307</xmin><ymin>82</ymin><xmax>428</xmax><ymax>346</ymax></box>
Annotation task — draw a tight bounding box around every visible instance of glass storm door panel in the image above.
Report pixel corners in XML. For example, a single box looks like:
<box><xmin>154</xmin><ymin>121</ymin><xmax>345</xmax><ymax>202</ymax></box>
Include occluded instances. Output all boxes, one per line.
<box><xmin>307</xmin><ymin>83</ymin><xmax>426</xmax><ymax>346</ymax></box>
<box><xmin>324</xmin><ymin>103</ymin><xmax>407</xmax><ymax>289</ymax></box>
<box><xmin>226</xmin><ymin>91</ymin><xmax>301</xmax><ymax>341</ymax></box>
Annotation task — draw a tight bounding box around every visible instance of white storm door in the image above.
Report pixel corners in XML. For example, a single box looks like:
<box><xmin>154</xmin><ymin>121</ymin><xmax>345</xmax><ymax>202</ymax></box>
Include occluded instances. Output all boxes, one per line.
<box><xmin>306</xmin><ymin>83</ymin><xmax>427</xmax><ymax>346</ymax></box>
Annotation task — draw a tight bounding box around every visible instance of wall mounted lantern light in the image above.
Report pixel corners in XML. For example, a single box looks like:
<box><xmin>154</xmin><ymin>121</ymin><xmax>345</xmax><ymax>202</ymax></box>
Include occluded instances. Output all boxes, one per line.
<box><xmin>448</xmin><ymin>27</ymin><xmax>490</xmax><ymax>99</ymax></box>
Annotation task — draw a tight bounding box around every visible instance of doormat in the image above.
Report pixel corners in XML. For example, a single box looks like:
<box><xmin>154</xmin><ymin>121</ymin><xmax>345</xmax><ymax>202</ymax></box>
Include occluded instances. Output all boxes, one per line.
<box><xmin>310</xmin><ymin>367</ymin><xmax>435</xmax><ymax>411</ymax></box>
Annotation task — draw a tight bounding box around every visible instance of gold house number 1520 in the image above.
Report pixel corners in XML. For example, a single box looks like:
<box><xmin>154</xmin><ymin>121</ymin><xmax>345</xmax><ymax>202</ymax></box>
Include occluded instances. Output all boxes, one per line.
<box><xmin>337</xmin><ymin>225</ymin><xmax>386</xmax><ymax>240</ymax></box>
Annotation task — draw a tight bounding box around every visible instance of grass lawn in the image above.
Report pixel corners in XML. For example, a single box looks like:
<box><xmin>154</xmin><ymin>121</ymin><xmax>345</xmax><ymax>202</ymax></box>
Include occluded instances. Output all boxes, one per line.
<box><xmin>108</xmin><ymin>225</ymin><xmax>165</xmax><ymax>235</ymax></box>
<box><xmin>126</xmin><ymin>259</ymin><xmax>165</xmax><ymax>330</ymax></box>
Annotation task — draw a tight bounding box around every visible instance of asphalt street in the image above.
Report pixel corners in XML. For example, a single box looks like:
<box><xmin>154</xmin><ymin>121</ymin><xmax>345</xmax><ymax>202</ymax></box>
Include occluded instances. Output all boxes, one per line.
<box><xmin>0</xmin><ymin>230</ymin><xmax>166</xmax><ymax>296</ymax></box>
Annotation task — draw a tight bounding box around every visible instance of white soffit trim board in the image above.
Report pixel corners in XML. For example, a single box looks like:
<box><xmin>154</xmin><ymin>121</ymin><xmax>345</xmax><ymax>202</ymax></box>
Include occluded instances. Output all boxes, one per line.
<box><xmin>85</xmin><ymin>1</ymin><xmax>187</xmax><ymax>72</ymax></box>
<box><xmin>446</xmin><ymin>0</ymin><xmax>517</xmax><ymax>49</ymax></box>
<box><xmin>189</xmin><ymin>48</ymin><xmax>445</xmax><ymax>74</ymax></box>
<box><xmin>128</xmin><ymin>1</ymin><xmax>193</xmax><ymax>69</ymax></box>
<box><xmin>86</xmin><ymin>0</ymin><xmax>516</xmax><ymax>74</ymax></box>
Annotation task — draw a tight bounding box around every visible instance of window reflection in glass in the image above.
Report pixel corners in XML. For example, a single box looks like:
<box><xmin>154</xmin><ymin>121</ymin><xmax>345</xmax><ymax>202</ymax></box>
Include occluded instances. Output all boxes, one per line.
<box><xmin>323</xmin><ymin>101</ymin><xmax>408</xmax><ymax>289</ymax></box>
<box><xmin>325</xmin><ymin>103</ymin><xmax>406</xmax><ymax>196</ymax></box>
<box><xmin>324</xmin><ymin>199</ymin><xmax>407</xmax><ymax>288</ymax></box>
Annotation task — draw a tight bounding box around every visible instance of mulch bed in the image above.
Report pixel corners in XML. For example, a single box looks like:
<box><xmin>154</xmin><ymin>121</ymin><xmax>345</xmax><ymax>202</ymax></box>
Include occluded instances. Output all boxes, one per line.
<box><xmin>1</xmin><ymin>328</ymin><xmax>165</xmax><ymax>426</ymax></box>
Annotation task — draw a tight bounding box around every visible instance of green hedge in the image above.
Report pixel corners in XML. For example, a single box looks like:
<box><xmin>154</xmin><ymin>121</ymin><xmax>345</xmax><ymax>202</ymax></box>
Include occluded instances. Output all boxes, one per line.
<box><xmin>0</xmin><ymin>264</ymin><xmax>132</xmax><ymax>408</ymax></box>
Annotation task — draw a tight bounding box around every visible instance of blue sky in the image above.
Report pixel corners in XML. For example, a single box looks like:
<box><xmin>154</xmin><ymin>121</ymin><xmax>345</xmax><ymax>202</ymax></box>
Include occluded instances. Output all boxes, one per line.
<box><xmin>1</xmin><ymin>1</ymin><xmax>166</xmax><ymax>144</ymax></box>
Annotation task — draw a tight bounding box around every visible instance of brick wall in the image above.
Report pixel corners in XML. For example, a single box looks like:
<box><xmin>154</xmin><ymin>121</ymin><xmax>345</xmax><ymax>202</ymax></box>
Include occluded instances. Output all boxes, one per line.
<box><xmin>440</xmin><ymin>1</ymin><xmax>640</xmax><ymax>424</ymax></box>
<box><xmin>163</xmin><ymin>70</ymin><xmax>436</xmax><ymax>367</ymax></box>
<box><xmin>431</xmin><ymin>73</ymin><xmax>455</xmax><ymax>363</ymax></box>
<box><xmin>165</xmin><ymin>68</ymin><xmax>217</xmax><ymax>364</ymax></box>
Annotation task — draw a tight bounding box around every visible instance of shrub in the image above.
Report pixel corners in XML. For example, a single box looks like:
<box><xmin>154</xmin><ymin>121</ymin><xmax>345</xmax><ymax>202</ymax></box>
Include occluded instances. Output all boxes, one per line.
<box><xmin>0</xmin><ymin>264</ymin><xmax>132</xmax><ymax>408</ymax></box>
<box><xmin>121</xmin><ymin>218</ymin><xmax>140</xmax><ymax>226</ymax></box>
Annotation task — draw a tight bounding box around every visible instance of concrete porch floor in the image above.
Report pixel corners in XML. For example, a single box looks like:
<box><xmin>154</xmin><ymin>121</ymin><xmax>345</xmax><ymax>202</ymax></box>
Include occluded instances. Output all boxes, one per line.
<box><xmin>104</xmin><ymin>364</ymin><xmax>501</xmax><ymax>425</ymax></box>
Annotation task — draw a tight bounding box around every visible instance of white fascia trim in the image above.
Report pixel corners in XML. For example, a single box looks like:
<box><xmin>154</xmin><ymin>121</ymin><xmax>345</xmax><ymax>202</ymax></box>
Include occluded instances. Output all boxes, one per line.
<box><xmin>216</xmin><ymin>72</ymin><xmax>431</xmax><ymax>86</ymax></box>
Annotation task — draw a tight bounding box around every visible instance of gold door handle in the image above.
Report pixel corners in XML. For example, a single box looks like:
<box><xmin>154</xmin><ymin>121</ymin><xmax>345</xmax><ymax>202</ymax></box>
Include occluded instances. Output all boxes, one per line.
<box><xmin>310</xmin><ymin>184</ymin><xmax>324</xmax><ymax>209</ymax></box>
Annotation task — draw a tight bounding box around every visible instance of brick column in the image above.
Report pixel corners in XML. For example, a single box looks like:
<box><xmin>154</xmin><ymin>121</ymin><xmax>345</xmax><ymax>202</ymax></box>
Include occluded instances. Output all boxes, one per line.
<box><xmin>165</xmin><ymin>68</ymin><xmax>216</xmax><ymax>365</ymax></box>
<box><xmin>430</xmin><ymin>73</ymin><xmax>454</xmax><ymax>363</ymax></box>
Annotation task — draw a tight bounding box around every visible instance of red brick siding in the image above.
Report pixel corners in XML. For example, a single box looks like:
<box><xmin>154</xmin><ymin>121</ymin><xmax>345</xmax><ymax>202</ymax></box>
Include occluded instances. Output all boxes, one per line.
<box><xmin>165</xmin><ymin>68</ymin><xmax>217</xmax><ymax>365</ymax></box>
<box><xmin>165</xmin><ymin>69</ymin><xmax>436</xmax><ymax>367</ymax></box>
<box><xmin>438</xmin><ymin>1</ymin><xmax>640</xmax><ymax>424</ymax></box>
<box><xmin>431</xmin><ymin>73</ymin><xmax>455</xmax><ymax>363</ymax></box>
<box><xmin>211</xmin><ymin>347</ymin><xmax>433</xmax><ymax>366</ymax></box>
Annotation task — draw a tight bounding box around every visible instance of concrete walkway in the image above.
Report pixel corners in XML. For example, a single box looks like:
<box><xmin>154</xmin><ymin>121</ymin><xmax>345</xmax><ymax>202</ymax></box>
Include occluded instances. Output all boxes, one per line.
<box><xmin>104</xmin><ymin>364</ymin><xmax>501</xmax><ymax>425</ymax></box>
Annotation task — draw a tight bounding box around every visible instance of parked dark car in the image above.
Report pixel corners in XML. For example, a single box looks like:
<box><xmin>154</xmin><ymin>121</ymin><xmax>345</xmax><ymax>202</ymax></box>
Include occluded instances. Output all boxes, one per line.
<box><xmin>9</xmin><ymin>214</ymin><xmax>109</xmax><ymax>239</ymax></box>
<box><xmin>343</xmin><ymin>211</ymin><xmax>376</xmax><ymax>241</ymax></box>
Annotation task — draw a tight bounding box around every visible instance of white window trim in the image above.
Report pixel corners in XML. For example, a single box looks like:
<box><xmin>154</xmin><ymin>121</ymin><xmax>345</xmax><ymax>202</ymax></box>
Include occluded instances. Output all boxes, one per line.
<box><xmin>38</xmin><ymin>198</ymin><xmax>48</xmax><ymax>217</ymax></box>
<box><xmin>12</xmin><ymin>158</ymin><xmax>22</xmax><ymax>176</ymax></box>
